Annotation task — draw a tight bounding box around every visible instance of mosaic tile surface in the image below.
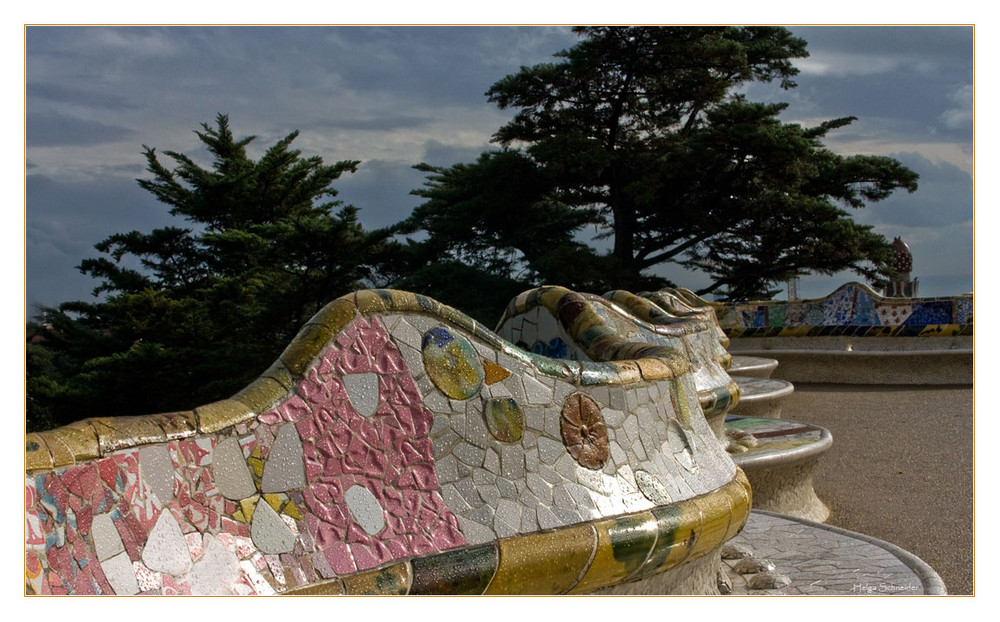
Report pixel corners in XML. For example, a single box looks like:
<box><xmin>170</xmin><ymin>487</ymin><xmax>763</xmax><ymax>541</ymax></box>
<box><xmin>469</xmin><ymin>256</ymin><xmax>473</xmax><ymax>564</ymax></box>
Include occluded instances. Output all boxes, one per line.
<box><xmin>495</xmin><ymin>287</ymin><xmax>738</xmax><ymax>419</ymax></box>
<box><xmin>25</xmin><ymin>288</ymin><xmax>750</xmax><ymax>595</ymax></box>
<box><xmin>688</xmin><ymin>282</ymin><xmax>973</xmax><ymax>338</ymax></box>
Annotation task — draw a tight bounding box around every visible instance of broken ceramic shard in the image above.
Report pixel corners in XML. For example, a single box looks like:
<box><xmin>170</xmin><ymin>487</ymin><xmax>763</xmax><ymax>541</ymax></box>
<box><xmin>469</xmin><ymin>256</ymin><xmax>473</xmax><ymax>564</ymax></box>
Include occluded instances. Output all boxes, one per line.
<box><xmin>261</xmin><ymin>423</ymin><xmax>305</xmax><ymax>494</ymax></box>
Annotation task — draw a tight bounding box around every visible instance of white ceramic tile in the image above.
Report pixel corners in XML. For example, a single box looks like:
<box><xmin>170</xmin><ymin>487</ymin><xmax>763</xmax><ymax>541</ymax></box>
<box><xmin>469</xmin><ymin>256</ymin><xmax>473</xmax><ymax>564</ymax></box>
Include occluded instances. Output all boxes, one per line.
<box><xmin>213</xmin><ymin>437</ymin><xmax>256</xmax><ymax>501</ymax></box>
<box><xmin>494</xmin><ymin>499</ymin><xmax>522</xmax><ymax>537</ymax></box>
<box><xmin>602</xmin><ymin>407</ymin><xmax>626</xmax><ymax>428</ymax></box>
<box><xmin>344</xmin><ymin>484</ymin><xmax>386</xmax><ymax>536</ymax></box>
<box><xmin>483</xmin><ymin>447</ymin><xmax>501</xmax><ymax>474</ymax></box>
<box><xmin>188</xmin><ymin>534</ymin><xmax>240</xmax><ymax>595</ymax></box>
<box><xmin>90</xmin><ymin>512</ymin><xmax>124</xmax><ymax>561</ymax></box>
<box><xmin>499</xmin><ymin>444</ymin><xmax>525</xmax><ymax>480</ymax></box>
<box><xmin>139</xmin><ymin>445</ymin><xmax>175</xmax><ymax>505</ymax></box>
<box><xmin>392</xmin><ymin>317</ymin><xmax>424</xmax><ymax>350</ymax></box>
<box><xmin>536</xmin><ymin>504</ymin><xmax>562</xmax><ymax>530</ymax></box>
<box><xmin>522</xmin><ymin>373</ymin><xmax>553</xmax><ymax>405</ymax></box>
<box><xmin>342</xmin><ymin>372</ymin><xmax>380</xmax><ymax>418</ymax></box>
<box><xmin>439</xmin><ymin>483</ymin><xmax>472</xmax><ymax>513</ymax></box>
<box><xmin>250</xmin><ymin>499</ymin><xmax>297</xmax><ymax>554</ymax></box>
<box><xmin>142</xmin><ymin>509</ymin><xmax>191</xmax><ymax>577</ymax></box>
<box><xmin>261</xmin><ymin>423</ymin><xmax>305</xmax><ymax>494</ymax></box>
<box><xmin>100</xmin><ymin>552</ymin><xmax>140</xmax><ymax>595</ymax></box>
<box><xmin>435</xmin><ymin>453</ymin><xmax>459</xmax><ymax>483</ymax></box>
<box><xmin>455</xmin><ymin>515</ymin><xmax>496</xmax><ymax>546</ymax></box>
<box><xmin>497</xmin><ymin>476</ymin><xmax>519</xmax><ymax>500</ymax></box>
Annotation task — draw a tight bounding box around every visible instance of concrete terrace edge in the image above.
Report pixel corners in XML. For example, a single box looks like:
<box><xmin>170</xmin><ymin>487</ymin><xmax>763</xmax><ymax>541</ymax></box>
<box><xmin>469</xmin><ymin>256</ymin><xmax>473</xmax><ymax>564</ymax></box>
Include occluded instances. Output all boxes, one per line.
<box><xmin>728</xmin><ymin>356</ymin><xmax>778</xmax><ymax>378</ymax></box>
<box><xmin>752</xmin><ymin>510</ymin><xmax>948</xmax><ymax>595</ymax></box>
<box><xmin>725</xmin><ymin>348</ymin><xmax>973</xmax><ymax>385</ymax></box>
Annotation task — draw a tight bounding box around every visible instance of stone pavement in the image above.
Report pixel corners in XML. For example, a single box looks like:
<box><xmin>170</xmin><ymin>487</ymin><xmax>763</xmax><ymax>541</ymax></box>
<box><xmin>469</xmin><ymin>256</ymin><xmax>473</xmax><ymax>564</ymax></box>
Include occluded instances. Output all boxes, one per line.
<box><xmin>723</xmin><ymin>510</ymin><xmax>946</xmax><ymax>595</ymax></box>
<box><xmin>782</xmin><ymin>383</ymin><xmax>974</xmax><ymax>595</ymax></box>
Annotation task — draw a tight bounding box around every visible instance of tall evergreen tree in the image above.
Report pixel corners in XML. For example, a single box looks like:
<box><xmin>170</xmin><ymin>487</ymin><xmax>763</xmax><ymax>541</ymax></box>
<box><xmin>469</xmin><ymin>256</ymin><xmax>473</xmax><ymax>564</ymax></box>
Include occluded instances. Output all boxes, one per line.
<box><xmin>404</xmin><ymin>26</ymin><xmax>918</xmax><ymax>299</ymax></box>
<box><xmin>28</xmin><ymin>115</ymin><xmax>394</xmax><ymax>431</ymax></box>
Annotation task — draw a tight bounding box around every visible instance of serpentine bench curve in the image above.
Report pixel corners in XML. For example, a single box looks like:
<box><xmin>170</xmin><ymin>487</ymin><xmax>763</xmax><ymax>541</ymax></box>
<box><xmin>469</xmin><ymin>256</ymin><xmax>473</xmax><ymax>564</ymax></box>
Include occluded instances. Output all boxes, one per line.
<box><xmin>496</xmin><ymin>286</ymin><xmax>740</xmax><ymax>440</ymax></box>
<box><xmin>503</xmin><ymin>287</ymin><xmax>828</xmax><ymax>523</ymax></box>
<box><xmin>25</xmin><ymin>288</ymin><xmax>750</xmax><ymax>596</ymax></box>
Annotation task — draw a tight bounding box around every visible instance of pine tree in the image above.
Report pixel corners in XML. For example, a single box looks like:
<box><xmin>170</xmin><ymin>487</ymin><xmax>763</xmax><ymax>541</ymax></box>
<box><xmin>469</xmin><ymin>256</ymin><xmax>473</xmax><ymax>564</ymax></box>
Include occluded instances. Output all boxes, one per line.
<box><xmin>403</xmin><ymin>26</ymin><xmax>918</xmax><ymax>300</ymax></box>
<box><xmin>28</xmin><ymin>115</ymin><xmax>395</xmax><ymax>430</ymax></box>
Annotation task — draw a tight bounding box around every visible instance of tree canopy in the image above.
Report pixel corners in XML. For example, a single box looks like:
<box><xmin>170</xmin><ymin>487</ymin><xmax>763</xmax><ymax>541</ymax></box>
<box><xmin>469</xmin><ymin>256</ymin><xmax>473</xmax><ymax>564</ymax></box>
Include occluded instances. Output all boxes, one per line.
<box><xmin>28</xmin><ymin>115</ymin><xmax>395</xmax><ymax>431</ymax></box>
<box><xmin>401</xmin><ymin>26</ymin><xmax>918</xmax><ymax>299</ymax></box>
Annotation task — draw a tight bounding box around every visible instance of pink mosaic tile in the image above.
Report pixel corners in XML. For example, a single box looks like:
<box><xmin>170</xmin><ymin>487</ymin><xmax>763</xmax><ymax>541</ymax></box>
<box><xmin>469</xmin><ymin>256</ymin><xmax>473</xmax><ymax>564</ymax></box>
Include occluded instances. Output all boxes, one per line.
<box><xmin>133</xmin><ymin>560</ymin><xmax>161</xmax><ymax>592</ymax></box>
<box><xmin>25</xmin><ymin>483</ymin><xmax>45</xmax><ymax>549</ymax></box>
<box><xmin>113</xmin><ymin>451</ymin><xmax>162</xmax><ymax>531</ymax></box>
<box><xmin>249</xmin><ymin>317</ymin><xmax>467</xmax><ymax>572</ymax></box>
<box><xmin>160</xmin><ymin>574</ymin><xmax>191</xmax><ymax>595</ymax></box>
<box><xmin>25</xmin><ymin>551</ymin><xmax>45</xmax><ymax>594</ymax></box>
<box><xmin>25</xmin><ymin>311</ymin><xmax>479</xmax><ymax>594</ymax></box>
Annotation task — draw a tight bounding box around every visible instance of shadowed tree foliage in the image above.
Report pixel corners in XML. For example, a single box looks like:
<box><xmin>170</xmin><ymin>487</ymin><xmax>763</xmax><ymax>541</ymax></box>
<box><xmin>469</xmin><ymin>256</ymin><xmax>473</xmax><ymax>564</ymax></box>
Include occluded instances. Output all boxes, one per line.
<box><xmin>389</xmin><ymin>150</ymin><xmax>626</xmax><ymax>315</ymax></box>
<box><xmin>27</xmin><ymin>115</ymin><xmax>396</xmax><ymax>431</ymax></box>
<box><xmin>401</xmin><ymin>26</ymin><xmax>917</xmax><ymax>300</ymax></box>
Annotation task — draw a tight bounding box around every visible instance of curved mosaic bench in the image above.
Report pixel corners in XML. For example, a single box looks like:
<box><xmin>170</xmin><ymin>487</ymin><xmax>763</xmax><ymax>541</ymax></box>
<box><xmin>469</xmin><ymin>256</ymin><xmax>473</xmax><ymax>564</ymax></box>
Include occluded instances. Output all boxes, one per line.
<box><xmin>712</xmin><ymin>282</ymin><xmax>972</xmax><ymax>335</ymax></box>
<box><xmin>635</xmin><ymin>288</ymin><xmax>732</xmax><ymax>349</ymax></box>
<box><xmin>25</xmin><ymin>289</ymin><xmax>750</xmax><ymax>595</ymax></box>
<box><xmin>601</xmin><ymin>289</ymin><xmax>732</xmax><ymax>372</ymax></box>
<box><xmin>728</xmin><ymin>377</ymin><xmax>794</xmax><ymax>420</ymax></box>
<box><xmin>724</xmin><ymin>416</ymin><xmax>831</xmax><ymax>523</ymax></box>
<box><xmin>569</xmin><ymin>288</ymin><xmax>825</xmax><ymax>522</ymax></box>
<box><xmin>638</xmin><ymin>288</ymin><xmax>782</xmax><ymax>384</ymax></box>
<box><xmin>727</xmin><ymin>356</ymin><xmax>778</xmax><ymax>379</ymax></box>
<box><xmin>495</xmin><ymin>287</ymin><xmax>739</xmax><ymax>440</ymax></box>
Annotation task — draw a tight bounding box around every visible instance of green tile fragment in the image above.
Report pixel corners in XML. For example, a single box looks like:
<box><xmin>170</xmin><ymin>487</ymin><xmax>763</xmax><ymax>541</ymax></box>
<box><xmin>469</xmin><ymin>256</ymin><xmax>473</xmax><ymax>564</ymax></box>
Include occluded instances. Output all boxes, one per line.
<box><xmin>484</xmin><ymin>398</ymin><xmax>524</xmax><ymax>443</ymax></box>
<box><xmin>409</xmin><ymin>544</ymin><xmax>498</xmax><ymax>595</ymax></box>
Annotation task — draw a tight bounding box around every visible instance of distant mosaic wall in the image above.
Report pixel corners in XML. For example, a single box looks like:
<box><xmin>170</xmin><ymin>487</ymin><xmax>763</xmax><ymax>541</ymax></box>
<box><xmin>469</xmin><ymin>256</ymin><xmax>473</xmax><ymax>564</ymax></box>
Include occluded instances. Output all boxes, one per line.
<box><xmin>677</xmin><ymin>283</ymin><xmax>973</xmax><ymax>338</ymax></box>
<box><xmin>25</xmin><ymin>289</ymin><xmax>750</xmax><ymax>596</ymax></box>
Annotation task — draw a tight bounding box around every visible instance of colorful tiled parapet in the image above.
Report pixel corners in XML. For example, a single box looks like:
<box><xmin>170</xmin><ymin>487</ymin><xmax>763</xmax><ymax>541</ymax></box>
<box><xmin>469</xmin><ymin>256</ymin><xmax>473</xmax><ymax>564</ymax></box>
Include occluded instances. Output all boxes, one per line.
<box><xmin>25</xmin><ymin>289</ymin><xmax>750</xmax><ymax>595</ymax></box>
<box><xmin>495</xmin><ymin>287</ymin><xmax>739</xmax><ymax>429</ymax></box>
<box><xmin>671</xmin><ymin>282</ymin><xmax>973</xmax><ymax>339</ymax></box>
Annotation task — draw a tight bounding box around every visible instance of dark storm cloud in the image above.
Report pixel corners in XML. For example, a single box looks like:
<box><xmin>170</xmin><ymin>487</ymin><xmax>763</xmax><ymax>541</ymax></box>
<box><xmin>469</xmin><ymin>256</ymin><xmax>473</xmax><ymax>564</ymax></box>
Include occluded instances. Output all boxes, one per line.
<box><xmin>26</xmin><ymin>112</ymin><xmax>137</xmax><ymax>147</ymax></box>
<box><xmin>421</xmin><ymin>139</ymin><xmax>493</xmax><ymax>168</ymax></box>
<box><xmin>335</xmin><ymin>159</ymin><xmax>429</xmax><ymax>230</ymax></box>
<box><xmin>790</xmin><ymin>26</ymin><xmax>972</xmax><ymax>66</ymax></box>
<box><xmin>307</xmin><ymin>26</ymin><xmax>579</xmax><ymax>106</ymax></box>
<box><xmin>784</xmin><ymin>73</ymin><xmax>971</xmax><ymax>144</ymax></box>
<box><xmin>24</xmin><ymin>26</ymin><xmax>578</xmax><ymax>168</ymax></box>
<box><xmin>24</xmin><ymin>26</ymin><xmax>974</xmax><ymax>308</ymax></box>
<box><xmin>334</xmin><ymin>142</ymin><xmax>497</xmax><ymax>231</ymax></box>
<box><xmin>26</xmin><ymin>174</ymin><xmax>174</xmax><ymax>310</ymax></box>
<box><xmin>784</xmin><ymin>26</ymin><xmax>973</xmax><ymax>140</ymax></box>
<box><xmin>27</xmin><ymin>82</ymin><xmax>139</xmax><ymax>110</ymax></box>
<box><xmin>317</xmin><ymin>116</ymin><xmax>433</xmax><ymax>132</ymax></box>
<box><xmin>27</xmin><ymin>26</ymin><xmax>575</xmax><ymax>122</ymax></box>
<box><xmin>855</xmin><ymin>153</ymin><xmax>973</xmax><ymax>229</ymax></box>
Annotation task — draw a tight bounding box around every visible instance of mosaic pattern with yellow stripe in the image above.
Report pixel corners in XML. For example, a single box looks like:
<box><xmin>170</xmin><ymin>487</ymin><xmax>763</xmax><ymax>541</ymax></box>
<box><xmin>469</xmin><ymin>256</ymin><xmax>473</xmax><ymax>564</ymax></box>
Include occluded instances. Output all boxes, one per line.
<box><xmin>26</xmin><ymin>288</ymin><xmax>747</xmax><ymax>595</ymax></box>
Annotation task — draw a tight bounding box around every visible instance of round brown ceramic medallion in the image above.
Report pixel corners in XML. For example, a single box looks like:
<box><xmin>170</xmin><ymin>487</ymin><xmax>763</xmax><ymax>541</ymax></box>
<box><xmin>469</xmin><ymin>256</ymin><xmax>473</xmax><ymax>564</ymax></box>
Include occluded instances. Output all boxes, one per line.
<box><xmin>560</xmin><ymin>393</ymin><xmax>609</xmax><ymax>470</ymax></box>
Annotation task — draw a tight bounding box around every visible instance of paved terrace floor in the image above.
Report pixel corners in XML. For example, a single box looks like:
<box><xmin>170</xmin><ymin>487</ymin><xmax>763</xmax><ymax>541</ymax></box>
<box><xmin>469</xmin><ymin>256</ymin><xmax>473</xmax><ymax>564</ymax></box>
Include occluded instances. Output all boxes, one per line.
<box><xmin>781</xmin><ymin>383</ymin><xmax>974</xmax><ymax>595</ymax></box>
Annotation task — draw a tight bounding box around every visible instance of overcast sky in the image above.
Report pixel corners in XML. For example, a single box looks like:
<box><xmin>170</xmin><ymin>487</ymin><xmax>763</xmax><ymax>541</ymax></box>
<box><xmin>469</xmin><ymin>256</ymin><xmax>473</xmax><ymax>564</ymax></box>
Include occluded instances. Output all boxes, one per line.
<box><xmin>24</xmin><ymin>25</ymin><xmax>974</xmax><ymax>314</ymax></box>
